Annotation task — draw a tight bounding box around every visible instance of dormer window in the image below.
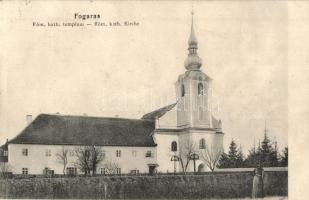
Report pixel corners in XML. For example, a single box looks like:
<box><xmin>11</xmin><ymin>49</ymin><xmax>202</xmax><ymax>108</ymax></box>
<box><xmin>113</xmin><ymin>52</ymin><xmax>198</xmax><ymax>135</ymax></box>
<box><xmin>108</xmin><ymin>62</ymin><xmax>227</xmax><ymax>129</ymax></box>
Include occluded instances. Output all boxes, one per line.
<box><xmin>181</xmin><ymin>84</ymin><xmax>185</xmax><ymax>97</ymax></box>
<box><xmin>198</xmin><ymin>83</ymin><xmax>204</xmax><ymax>95</ymax></box>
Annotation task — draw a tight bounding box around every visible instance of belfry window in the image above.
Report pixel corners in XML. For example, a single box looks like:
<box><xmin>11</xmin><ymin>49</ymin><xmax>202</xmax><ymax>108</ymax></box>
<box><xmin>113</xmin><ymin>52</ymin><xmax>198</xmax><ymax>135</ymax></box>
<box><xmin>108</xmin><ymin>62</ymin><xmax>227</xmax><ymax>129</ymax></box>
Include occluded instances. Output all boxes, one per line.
<box><xmin>171</xmin><ymin>141</ymin><xmax>177</xmax><ymax>152</ymax></box>
<box><xmin>198</xmin><ymin>83</ymin><xmax>204</xmax><ymax>95</ymax></box>
<box><xmin>199</xmin><ymin>138</ymin><xmax>206</xmax><ymax>149</ymax></box>
<box><xmin>181</xmin><ymin>84</ymin><xmax>185</xmax><ymax>97</ymax></box>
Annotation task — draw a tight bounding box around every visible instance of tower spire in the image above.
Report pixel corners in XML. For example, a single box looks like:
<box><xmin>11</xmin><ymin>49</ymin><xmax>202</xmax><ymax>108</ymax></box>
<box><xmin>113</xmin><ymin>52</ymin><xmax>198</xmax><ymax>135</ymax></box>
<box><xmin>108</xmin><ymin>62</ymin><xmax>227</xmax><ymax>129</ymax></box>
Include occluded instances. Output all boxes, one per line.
<box><xmin>184</xmin><ymin>11</ymin><xmax>202</xmax><ymax>71</ymax></box>
<box><xmin>188</xmin><ymin>11</ymin><xmax>198</xmax><ymax>47</ymax></box>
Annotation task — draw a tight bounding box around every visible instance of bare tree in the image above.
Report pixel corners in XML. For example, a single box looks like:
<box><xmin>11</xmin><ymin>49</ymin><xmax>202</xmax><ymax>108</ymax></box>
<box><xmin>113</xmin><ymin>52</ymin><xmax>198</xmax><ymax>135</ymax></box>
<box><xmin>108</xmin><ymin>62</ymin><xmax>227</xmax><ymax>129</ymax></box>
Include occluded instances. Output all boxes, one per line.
<box><xmin>56</xmin><ymin>146</ymin><xmax>69</xmax><ymax>175</ymax></box>
<box><xmin>0</xmin><ymin>162</ymin><xmax>11</xmax><ymax>173</ymax></box>
<box><xmin>74</xmin><ymin>145</ymin><xmax>105</xmax><ymax>176</ymax></box>
<box><xmin>0</xmin><ymin>163</ymin><xmax>11</xmax><ymax>179</ymax></box>
<box><xmin>89</xmin><ymin>146</ymin><xmax>105</xmax><ymax>175</ymax></box>
<box><xmin>103</xmin><ymin>161</ymin><xmax>120</xmax><ymax>174</ymax></box>
<box><xmin>200</xmin><ymin>144</ymin><xmax>223</xmax><ymax>172</ymax></box>
<box><xmin>178</xmin><ymin>140</ymin><xmax>196</xmax><ymax>174</ymax></box>
<box><xmin>74</xmin><ymin>146</ymin><xmax>91</xmax><ymax>175</ymax></box>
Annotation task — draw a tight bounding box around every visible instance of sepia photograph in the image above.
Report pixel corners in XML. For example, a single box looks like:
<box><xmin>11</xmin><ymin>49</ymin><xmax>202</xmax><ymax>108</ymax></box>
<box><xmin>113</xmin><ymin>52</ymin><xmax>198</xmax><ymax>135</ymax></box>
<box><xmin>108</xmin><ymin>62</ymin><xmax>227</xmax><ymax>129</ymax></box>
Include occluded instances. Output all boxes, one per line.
<box><xmin>2</xmin><ymin>0</ymin><xmax>307</xmax><ymax>199</ymax></box>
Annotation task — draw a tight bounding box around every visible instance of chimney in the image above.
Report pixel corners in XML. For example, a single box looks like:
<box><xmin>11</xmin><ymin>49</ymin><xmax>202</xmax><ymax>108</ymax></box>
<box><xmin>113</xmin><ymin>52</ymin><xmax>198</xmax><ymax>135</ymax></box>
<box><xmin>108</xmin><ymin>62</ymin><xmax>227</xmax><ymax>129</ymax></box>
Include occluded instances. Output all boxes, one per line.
<box><xmin>26</xmin><ymin>114</ymin><xmax>32</xmax><ymax>125</ymax></box>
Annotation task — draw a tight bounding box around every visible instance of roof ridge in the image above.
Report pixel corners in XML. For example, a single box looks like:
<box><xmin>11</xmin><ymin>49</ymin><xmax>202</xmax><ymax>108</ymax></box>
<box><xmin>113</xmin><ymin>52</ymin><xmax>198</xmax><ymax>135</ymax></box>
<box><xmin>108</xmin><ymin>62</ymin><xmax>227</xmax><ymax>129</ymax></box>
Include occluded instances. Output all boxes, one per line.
<box><xmin>142</xmin><ymin>102</ymin><xmax>177</xmax><ymax>120</ymax></box>
<box><xmin>10</xmin><ymin>113</ymin><xmax>156</xmax><ymax>146</ymax></box>
<box><xmin>39</xmin><ymin>113</ymin><xmax>152</xmax><ymax>122</ymax></box>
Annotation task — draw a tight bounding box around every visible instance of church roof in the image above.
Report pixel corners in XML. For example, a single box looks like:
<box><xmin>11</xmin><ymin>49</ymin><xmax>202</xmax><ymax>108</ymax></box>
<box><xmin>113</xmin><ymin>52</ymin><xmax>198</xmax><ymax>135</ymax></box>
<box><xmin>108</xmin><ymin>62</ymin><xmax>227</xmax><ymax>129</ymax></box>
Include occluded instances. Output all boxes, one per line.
<box><xmin>9</xmin><ymin>114</ymin><xmax>156</xmax><ymax>147</ymax></box>
<box><xmin>141</xmin><ymin>103</ymin><xmax>177</xmax><ymax>120</ymax></box>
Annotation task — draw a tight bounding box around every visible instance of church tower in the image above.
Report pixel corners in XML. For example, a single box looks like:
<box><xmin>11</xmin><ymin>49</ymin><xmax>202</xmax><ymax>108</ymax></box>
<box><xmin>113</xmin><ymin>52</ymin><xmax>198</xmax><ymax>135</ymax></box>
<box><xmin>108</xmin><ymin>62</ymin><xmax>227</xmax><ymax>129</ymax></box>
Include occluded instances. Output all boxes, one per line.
<box><xmin>176</xmin><ymin>12</ymin><xmax>213</xmax><ymax>128</ymax></box>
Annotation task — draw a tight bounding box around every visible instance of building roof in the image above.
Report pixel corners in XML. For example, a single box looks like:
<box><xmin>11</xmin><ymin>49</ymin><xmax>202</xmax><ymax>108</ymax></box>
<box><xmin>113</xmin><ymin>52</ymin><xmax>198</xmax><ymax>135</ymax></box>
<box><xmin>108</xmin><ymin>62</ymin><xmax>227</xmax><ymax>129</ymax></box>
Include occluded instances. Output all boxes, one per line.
<box><xmin>141</xmin><ymin>103</ymin><xmax>177</xmax><ymax>120</ymax></box>
<box><xmin>0</xmin><ymin>142</ymin><xmax>8</xmax><ymax>151</ymax></box>
<box><xmin>9</xmin><ymin>114</ymin><xmax>156</xmax><ymax>147</ymax></box>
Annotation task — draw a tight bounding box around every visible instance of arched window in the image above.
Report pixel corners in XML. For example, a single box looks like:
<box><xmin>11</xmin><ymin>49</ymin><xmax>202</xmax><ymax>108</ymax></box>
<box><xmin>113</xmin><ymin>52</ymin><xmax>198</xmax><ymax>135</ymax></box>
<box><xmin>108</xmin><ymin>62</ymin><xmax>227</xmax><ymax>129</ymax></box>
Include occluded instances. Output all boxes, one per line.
<box><xmin>171</xmin><ymin>141</ymin><xmax>177</xmax><ymax>152</ymax></box>
<box><xmin>181</xmin><ymin>84</ymin><xmax>185</xmax><ymax>97</ymax></box>
<box><xmin>198</xmin><ymin>83</ymin><xmax>204</xmax><ymax>95</ymax></box>
<box><xmin>199</xmin><ymin>138</ymin><xmax>206</xmax><ymax>149</ymax></box>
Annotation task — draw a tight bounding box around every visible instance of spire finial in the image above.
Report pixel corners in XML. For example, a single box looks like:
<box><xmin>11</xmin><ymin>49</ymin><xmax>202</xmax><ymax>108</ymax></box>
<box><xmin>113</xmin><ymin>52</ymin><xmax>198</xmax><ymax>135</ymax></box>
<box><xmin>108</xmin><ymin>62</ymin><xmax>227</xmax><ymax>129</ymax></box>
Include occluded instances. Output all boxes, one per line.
<box><xmin>184</xmin><ymin>10</ymin><xmax>202</xmax><ymax>71</ymax></box>
<box><xmin>188</xmin><ymin>10</ymin><xmax>197</xmax><ymax>47</ymax></box>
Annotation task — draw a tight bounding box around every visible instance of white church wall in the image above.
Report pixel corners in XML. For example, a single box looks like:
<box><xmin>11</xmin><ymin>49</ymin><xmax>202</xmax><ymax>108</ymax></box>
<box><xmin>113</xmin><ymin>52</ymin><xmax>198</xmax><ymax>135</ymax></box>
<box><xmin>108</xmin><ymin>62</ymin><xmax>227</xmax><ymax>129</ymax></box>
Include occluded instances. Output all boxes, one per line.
<box><xmin>153</xmin><ymin>132</ymin><xmax>180</xmax><ymax>173</ymax></box>
<box><xmin>189</xmin><ymin>131</ymin><xmax>224</xmax><ymax>171</ymax></box>
<box><xmin>8</xmin><ymin>144</ymin><xmax>156</xmax><ymax>174</ymax></box>
<box><xmin>178</xmin><ymin>132</ymin><xmax>192</xmax><ymax>172</ymax></box>
<box><xmin>157</xmin><ymin>106</ymin><xmax>178</xmax><ymax>129</ymax></box>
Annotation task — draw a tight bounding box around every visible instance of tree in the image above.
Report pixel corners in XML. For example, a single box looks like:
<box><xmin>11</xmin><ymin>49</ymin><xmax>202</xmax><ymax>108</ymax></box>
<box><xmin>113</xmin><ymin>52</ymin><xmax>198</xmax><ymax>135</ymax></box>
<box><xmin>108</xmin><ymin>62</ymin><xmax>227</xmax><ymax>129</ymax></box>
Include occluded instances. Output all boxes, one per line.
<box><xmin>243</xmin><ymin>146</ymin><xmax>260</xmax><ymax>168</ymax></box>
<box><xmin>200</xmin><ymin>144</ymin><xmax>223</xmax><ymax>172</ymax></box>
<box><xmin>259</xmin><ymin>133</ymin><xmax>279</xmax><ymax>167</ymax></box>
<box><xmin>244</xmin><ymin>134</ymin><xmax>281</xmax><ymax>168</ymax></box>
<box><xmin>279</xmin><ymin>146</ymin><xmax>288</xmax><ymax>167</ymax></box>
<box><xmin>217</xmin><ymin>140</ymin><xmax>244</xmax><ymax>168</ymax></box>
<box><xmin>227</xmin><ymin>140</ymin><xmax>239</xmax><ymax>167</ymax></box>
<box><xmin>89</xmin><ymin>146</ymin><xmax>105</xmax><ymax>175</ymax></box>
<box><xmin>217</xmin><ymin>152</ymin><xmax>229</xmax><ymax>168</ymax></box>
<box><xmin>178</xmin><ymin>140</ymin><xmax>196</xmax><ymax>174</ymax></box>
<box><xmin>56</xmin><ymin>147</ymin><xmax>69</xmax><ymax>175</ymax></box>
<box><xmin>0</xmin><ymin>162</ymin><xmax>11</xmax><ymax>173</ymax></box>
<box><xmin>74</xmin><ymin>145</ymin><xmax>105</xmax><ymax>176</ymax></box>
<box><xmin>0</xmin><ymin>163</ymin><xmax>11</xmax><ymax>179</ymax></box>
<box><xmin>236</xmin><ymin>146</ymin><xmax>245</xmax><ymax>168</ymax></box>
<box><xmin>103</xmin><ymin>161</ymin><xmax>120</xmax><ymax>174</ymax></box>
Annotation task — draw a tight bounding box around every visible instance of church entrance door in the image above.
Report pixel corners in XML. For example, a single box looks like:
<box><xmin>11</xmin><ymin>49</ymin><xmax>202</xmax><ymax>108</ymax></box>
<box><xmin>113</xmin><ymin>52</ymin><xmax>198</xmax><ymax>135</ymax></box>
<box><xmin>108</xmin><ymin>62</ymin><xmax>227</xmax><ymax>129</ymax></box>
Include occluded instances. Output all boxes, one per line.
<box><xmin>198</xmin><ymin>163</ymin><xmax>206</xmax><ymax>172</ymax></box>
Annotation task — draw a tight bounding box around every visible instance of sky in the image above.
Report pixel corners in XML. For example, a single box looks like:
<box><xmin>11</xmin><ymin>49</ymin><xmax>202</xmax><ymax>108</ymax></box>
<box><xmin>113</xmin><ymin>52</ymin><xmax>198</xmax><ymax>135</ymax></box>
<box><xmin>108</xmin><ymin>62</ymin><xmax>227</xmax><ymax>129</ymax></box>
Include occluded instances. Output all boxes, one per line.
<box><xmin>0</xmin><ymin>1</ymin><xmax>288</xmax><ymax>155</ymax></box>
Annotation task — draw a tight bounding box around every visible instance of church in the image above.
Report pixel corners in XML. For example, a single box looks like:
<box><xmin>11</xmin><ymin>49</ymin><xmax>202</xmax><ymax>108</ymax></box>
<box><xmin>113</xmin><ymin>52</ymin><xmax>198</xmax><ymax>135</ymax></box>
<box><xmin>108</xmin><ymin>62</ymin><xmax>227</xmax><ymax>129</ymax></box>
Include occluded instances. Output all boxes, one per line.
<box><xmin>2</xmin><ymin>15</ymin><xmax>224</xmax><ymax>175</ymax></box>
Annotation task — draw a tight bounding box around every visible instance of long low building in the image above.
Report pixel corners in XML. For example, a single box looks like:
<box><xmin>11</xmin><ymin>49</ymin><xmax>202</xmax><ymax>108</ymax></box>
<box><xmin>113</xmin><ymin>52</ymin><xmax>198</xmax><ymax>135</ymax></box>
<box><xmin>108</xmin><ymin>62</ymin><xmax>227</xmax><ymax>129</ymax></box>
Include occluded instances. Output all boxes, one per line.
<box><xmin>8</xmin><ymin>114</ymin><xmax>157</xmax><ymax>175</ymax></box>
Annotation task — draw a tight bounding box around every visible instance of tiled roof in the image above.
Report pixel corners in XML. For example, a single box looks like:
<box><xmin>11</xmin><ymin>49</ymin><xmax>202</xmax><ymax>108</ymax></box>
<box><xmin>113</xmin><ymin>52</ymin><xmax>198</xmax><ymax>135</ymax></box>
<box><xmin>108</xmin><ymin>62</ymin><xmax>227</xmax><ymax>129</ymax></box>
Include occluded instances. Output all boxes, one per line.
<box><xmin>9</xmin><ymin>114</ymin><xmax>156</xmax><ymax>147</ymax></box>
<box><xmin>141</xmin><ymin>103</ymin><xmax>177</xmax><ymax>120</ymax></box>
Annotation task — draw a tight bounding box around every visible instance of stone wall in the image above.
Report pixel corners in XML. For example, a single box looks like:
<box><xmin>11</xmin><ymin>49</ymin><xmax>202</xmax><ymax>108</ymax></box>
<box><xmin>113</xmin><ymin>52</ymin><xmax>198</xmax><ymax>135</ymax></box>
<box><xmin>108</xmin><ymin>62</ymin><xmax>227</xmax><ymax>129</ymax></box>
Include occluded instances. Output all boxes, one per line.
<box><xmin>0</xmin><ymin>171</ymin><xmax>288</xmax><ymax>199</ymax></box>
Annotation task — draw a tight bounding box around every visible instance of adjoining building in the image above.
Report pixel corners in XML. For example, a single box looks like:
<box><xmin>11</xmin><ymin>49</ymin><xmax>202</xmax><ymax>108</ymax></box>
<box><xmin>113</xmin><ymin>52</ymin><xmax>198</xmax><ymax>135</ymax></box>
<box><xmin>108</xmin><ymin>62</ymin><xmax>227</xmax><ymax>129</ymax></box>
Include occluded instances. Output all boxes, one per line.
<box><xmin>3</xmin><ymin>14</ymin><xmax>224</xmax><ymax>175</ymax></box>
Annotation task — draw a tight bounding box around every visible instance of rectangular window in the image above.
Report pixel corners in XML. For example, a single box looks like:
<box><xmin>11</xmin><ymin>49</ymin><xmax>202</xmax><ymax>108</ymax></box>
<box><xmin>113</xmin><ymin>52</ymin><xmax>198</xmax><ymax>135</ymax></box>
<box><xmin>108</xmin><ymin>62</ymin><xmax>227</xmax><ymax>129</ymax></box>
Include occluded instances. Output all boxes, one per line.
<box><xmin>22</xmin><ymin>168</ymin><xmax>28</xmax><ymax>175</ymax></box>
<box><xmin>69</xmin><ymin>151</ymin><xmax>74</xmax><ymax>157</ymax></box>
<box><xmin>22</xmin><ymin>148</ymin><xmax>28</xmax><ymax>156</ymax></box>
<box><xmin>45</xmin><ymin>149</ymin><xmax>51</xmax><ymax>157</ymax></box>
<box><xmin>116</xmin><ymin>150</ymin><xmax>121</xmax><ymax>157</ymax></box>
<box><xmin>84</xmin><ymin>150</ymin><xmax>90</xmax><ymax>159</ymax></box>
<box><xmin>100</xmin><ymin>168</ymin><xmax>107</xmax><ymax>175</ymax></box>
<box><xmin>66</xmin><ymin>167</ymin><xmax>77</xmax><ymax>175</ymax></box>
<box><xmin>130</xmin><ymin>169</ymin><xmax>139</xmax><ymax>175</ymax></box>
<box><xmin>145</xmin><ymin>150</ymin><xmax>152</xmax><ymax>158</ymax></box>
<box><xmin>3</xmin><ymin>151</ymin><xmax>8</xmax><ymax>156</ymax></box>
<box><xmin>132</xmin><ymin>150</ymin><xmax>137</xmax><ymax>157</ymax></box>
<box><xmin>116</xmin><ymin>168</ymin><xmax>121</xmax><ymax>174</ymax></box>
